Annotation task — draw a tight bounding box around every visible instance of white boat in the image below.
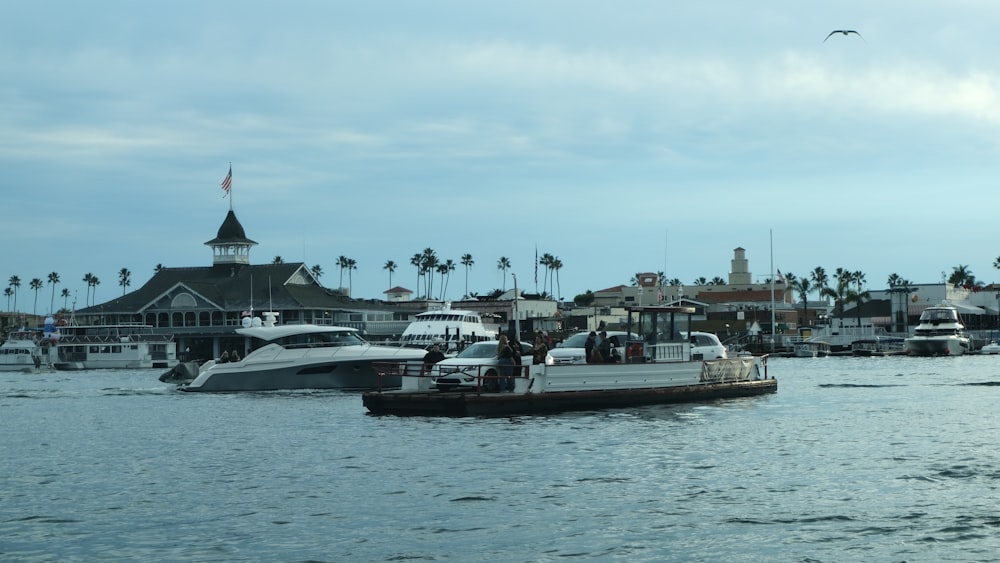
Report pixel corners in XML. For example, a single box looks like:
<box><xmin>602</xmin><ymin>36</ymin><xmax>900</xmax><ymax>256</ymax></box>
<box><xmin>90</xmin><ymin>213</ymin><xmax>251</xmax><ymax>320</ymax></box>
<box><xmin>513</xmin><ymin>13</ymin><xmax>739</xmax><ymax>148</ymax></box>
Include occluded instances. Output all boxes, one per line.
<box><xmin>180</xmin><ymin>318</ymin><xmax>428</xmax><ymax>392</ymax></box>
<box><xmin>851</xmin><ymin>337</ymin><xmax>906</xmax><ymax>356</ymax></box>
<box><xmin>52</xmin><ymin>323</ymin><xmax>178</xmax><ymax>370</ymax></box>
<box><xmin>363</xmin><ymin>305</ymin><xmax>777</xmax><ymax>416</ymax></box>
<box><xmin>980</xmin><ymin>341</ymin><xmax>1000</xmax><ymax>355</ymax></box>
<box><xmin>0</xmin><ymin>329</ymin><xmax>52</xmax><ymax>371</ymax></box>
<box><xmin>793</xmin><ymin>341</ymin><xmax>831</xmax><ymax>358</ymax></box>
<box><xmin>397</xmin><ymin>302</ymin><xmax>501</xmax><ymax>352</ymax></box>
<box><xmin>904</xmin><ymin>304</ymin><xmax>971</xmax><ymax>357</ymax></box>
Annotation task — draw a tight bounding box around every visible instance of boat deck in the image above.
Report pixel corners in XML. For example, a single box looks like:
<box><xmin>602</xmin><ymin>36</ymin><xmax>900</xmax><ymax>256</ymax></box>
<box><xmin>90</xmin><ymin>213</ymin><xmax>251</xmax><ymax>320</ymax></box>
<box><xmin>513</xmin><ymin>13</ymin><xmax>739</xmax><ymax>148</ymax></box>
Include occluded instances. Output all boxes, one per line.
<box><xmin>363</xmin><ymin>378</ymin><xmax>777</xmax><ymax>417</ymax></box>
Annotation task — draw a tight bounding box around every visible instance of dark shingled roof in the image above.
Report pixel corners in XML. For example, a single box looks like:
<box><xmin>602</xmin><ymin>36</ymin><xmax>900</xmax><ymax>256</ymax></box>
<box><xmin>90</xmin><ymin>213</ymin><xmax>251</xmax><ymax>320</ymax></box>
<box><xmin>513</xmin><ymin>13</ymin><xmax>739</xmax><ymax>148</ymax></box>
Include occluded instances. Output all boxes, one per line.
<box><xmin>204</xmin><ymin>210</ymin><xmax>258</xmax><ymax>246</ymax></box>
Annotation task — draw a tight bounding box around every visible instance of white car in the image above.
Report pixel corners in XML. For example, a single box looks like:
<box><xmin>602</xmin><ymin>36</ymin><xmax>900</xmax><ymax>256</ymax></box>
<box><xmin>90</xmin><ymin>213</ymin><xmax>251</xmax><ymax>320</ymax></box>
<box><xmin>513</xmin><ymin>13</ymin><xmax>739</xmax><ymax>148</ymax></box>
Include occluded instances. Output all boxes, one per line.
<box><xmin>549</xmin><ymin>330</ymin><xmax>726</xmax><ymax>364</ymax></box>
<box><xmin>430</xmin><ymin>341</ymin><xmax>534</xmax><ymax>392</ymax></box>
<box><xmin>548</xmin><ymin>331</ymin><xmax>638</xmax><ymax>365</ymax></box>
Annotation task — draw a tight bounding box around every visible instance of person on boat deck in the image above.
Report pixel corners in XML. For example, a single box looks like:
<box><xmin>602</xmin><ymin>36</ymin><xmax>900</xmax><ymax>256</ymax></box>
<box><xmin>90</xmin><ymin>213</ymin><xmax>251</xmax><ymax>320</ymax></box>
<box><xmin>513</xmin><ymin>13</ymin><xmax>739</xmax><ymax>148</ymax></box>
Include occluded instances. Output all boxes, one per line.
<box><xmin>422</xmin><ymin>343</ymin><xmax>446</xmax><ymax>373</ymax></box>
<box><xmin>532</xmin><ymin>333</ymin><xmax>548</xmax><ymax>364</ymax></box>
<box><xmin>597</xmin><ymin>330</ymin><xmax>612</xmax><ymax>363</ymax></box>
<box><xmin>230</xmin><ymin>349</ymin><xmax>241</xmax><ymax>362</ymax></box>
<box><xmin>496</xmin><ymin>335</ymin><xmax>515</xmax><ymax>392</ymax></box>
<box><xmin>218</xmin><ymin>350</ymin><xmax>229</xmax><ymax>364</ymax></box>
<box><xmin>584</xmin><ymin>332</ymin><xmax>598</xmax><ymax>364</ymax></box>
<box><xmin>607</xmin><ymin>336</ymin><xmax>622</xmax><ymax>363</ymax></box>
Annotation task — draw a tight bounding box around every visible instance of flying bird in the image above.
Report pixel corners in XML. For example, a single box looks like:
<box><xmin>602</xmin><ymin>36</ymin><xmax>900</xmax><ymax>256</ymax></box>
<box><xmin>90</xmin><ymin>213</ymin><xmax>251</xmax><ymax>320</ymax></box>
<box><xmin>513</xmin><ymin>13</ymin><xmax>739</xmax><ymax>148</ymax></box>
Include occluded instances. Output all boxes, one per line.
<box><xmin>824</xmin><ymin>29</ymin><xmax>864</xmax><ymax>42</ymax></box>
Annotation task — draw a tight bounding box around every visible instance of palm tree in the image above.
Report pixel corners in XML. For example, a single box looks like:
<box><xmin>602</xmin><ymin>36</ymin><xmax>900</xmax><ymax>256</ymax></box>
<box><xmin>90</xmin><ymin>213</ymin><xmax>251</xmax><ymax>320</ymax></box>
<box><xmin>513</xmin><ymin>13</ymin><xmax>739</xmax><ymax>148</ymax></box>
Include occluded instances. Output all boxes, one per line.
<box><xmin>272</xmin><ymin>256</ymin><xmax>284</xmax><ymax>264</ymax></box>
<box><xmin>82</xmin><ymin>273</ymin><xmax>94</xmax><ymax>307</ymax></box>
<box><xmin>551</xmin><ymin>257</ymin><xmax>563</xmax><ymax>300</ymax></box>
<box><xmin>420</xmin><ymin>248</ymin><xmax>438</xmax><ymax>299</ymax></box>
<box><xmin>497</xmin><ymin>257</ymin><xmax>511</xmax><ymax>291</ymax></box>
<box><xmin>439</xmin><ymin>259</ymin><xmax>456</xmax><ymax>299</ymax></box>
<box><xmin>118</xmin><ymin>268</ymin><xmax>131</xmax><ymax>295</ymax></box>
<box><xmin>410</xmin><ymin>253</ymin><xmax>423</xmax><ymax>296</ymax></box>
<box><xmin>346</xmin><ymin>258</ymin><xmax>357</xmax><ymax>296</ymax></box>
<box><xmin>710</xmin><ymin>276</ymin><xmax>726</xmax><ymax>285</ymax></box>
<box><xmin>810</xmin><ymin>267</ymin><xmax>829</xmax><ymax>303</ymax></box>
<box><xmin>336</xmin><ymin>256</ymin><xmax>350</xmax><ymax>289</ymax></box>
<box><xmin>3</xmin><ymin>287</ymin><xmax>12</xmax><ymax>311</ymax></box>
<box><xmin>8</xmin><ymin>275</ymin><xmax>20</xmax><ymax>312</ymax></box>
<box><xmin>693</xmin><ymin>277</ymin><xmax>707</xmax><ymax>286</ymax></box>
<box><xmin>310</xmin><ymin>264</ymin><xmax>324</xmax><ymax>281</ymax></box>
<box><xmin>539</xmin><ymin>252</ymin><xmax>555</xmax><ymax>293</ymax></box>
<box><xmin>793</xmin><ymin>277</ymin><xmax>811</xmax><ymax>326</ymax></box>
<box><xmin>994</xmin><ymin>256</ymin><xmax>1000</xmax><ymax>272</ymax></box>
<box><xmin>848</xmin><ymin>271</ymin><xmax>869</xmax><ymax>328</ymax></box>
<box><xmin>154</xmin><ymin>263</ymin><xmax>164</xmax><ymax>273</ymax></box>
<box><xmin>30</xmin><ymin>278</ymin><xmax>43</xmax><ymax>316</ymax></box>
<box><xmin>60</xmin><ymin>288</ymin><xmax>70</xmax><ymax>311</ymax></box>
<box><xmin>460</xmin><ymin>254</ymin><xmax>474</xmax><ymax>297</ymax></box>
<box><xmin>47</xmin><ymin>272</ymin><xmax>60</xmax><ymax>314</ymax></box>
<box><xmin>948</xmin><ymin>264</ymin><xmax>976</xmax><ymax>288</ymax></box>
<box><xmin>383</xmin><ymin>260</ymin><xmax>397</xmax><ymax>289</ymax></box>
<box><xmin>89</xmin><ymin>276</ymin><xmax>101</xmax><ymax>306</ymax></box>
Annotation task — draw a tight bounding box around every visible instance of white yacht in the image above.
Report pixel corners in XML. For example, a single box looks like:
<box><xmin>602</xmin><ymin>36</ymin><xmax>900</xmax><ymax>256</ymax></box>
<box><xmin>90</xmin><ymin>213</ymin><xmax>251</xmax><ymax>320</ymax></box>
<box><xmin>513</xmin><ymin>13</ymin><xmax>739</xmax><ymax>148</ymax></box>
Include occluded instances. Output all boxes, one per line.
<box><xmin>904</xmin><ymin>304</ymin><xmax>971</xmax><ymax>356</ymax></box>
<box><xmin>180</xmin><ymin>316</ymin><xmax>428</xmax><ymax>392</ymax></box>
<box><xmin>52</xmin><ymin>323</ymin><xmax>178</xmax><ymax>370</ymax></box>
<box><xmin>398</xmin><ymin>302</ymin><xmax>500</xmax><ymax>352</ymax></box>
<box><xmin>0</xmin><ymin>329</ymin><xmax>52</xmax><ymax>371</ymax></box>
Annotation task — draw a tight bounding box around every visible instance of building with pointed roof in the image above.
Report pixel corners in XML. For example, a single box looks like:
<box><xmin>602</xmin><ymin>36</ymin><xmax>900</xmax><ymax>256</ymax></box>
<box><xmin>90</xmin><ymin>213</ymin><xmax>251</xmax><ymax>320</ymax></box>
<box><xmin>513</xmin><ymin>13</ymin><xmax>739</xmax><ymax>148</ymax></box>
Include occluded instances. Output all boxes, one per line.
<box><xmin>76</xmin><ymin>209</ymin><xmax>421</xmax><ymax>360</ymax></box>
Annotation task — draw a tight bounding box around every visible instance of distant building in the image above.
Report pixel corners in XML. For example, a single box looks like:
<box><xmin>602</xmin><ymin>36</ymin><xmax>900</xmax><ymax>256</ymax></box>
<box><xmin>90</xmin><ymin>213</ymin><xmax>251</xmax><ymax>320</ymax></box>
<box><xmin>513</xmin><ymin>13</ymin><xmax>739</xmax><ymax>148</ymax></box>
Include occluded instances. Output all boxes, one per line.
<box><xmin>77</xmin><ymin>208</ymin><xmax>421</xmax><ymax>360</ymax></box>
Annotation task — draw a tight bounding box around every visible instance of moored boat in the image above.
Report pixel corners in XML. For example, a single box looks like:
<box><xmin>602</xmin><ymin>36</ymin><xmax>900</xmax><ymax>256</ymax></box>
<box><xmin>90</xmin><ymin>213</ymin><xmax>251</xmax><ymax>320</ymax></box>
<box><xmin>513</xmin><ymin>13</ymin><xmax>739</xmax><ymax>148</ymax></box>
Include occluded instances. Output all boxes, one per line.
<box><xmin>0</xmin><ymin>329</ymin><xmax>53</xmax><ymax>371</ymax></box>
<box><xmin>904</xmin><ymin>304</ymin><xmax>971</xmax><ymax>357</ymax></box>
<box><xmin>362</xmin><ymin>305</ymin><xmax>776</xmax><ymax>417</ymax></box>
<box><xmin>793</xmin><ymin>340</ymin><xmax>830</xmax><ymax>358</ymax></box>
<box><xmin>52</xmin><ymin>323</ymin><xmax>178</xmax><ymax>370</ymax></box>
<box><xmin>852</xmin><ymin>336</ymin><xmax>906</xmax><ymax>356</ymax></box>
<box><xmin>397</xmin><ymin>302</ymin><xmax>501</xmax><ymax>352</ymax></box>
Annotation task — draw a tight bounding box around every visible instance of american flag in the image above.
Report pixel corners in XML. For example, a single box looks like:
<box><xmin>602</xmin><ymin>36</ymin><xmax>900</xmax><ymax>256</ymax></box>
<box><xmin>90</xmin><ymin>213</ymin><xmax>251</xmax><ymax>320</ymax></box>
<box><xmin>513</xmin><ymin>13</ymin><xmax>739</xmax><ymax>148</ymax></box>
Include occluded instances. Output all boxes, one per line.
<box><xmin>221</xmin><ymin>165</ymin><xmax>232</xmax><ymax>197</ymax></box>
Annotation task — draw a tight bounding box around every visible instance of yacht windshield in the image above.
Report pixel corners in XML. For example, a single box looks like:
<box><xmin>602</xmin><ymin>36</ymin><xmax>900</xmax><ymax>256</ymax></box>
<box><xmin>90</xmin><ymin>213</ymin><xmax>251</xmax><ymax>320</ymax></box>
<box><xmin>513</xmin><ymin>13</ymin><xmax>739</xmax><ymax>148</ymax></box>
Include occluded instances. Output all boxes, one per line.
<box><xmin>274</xmin><ymin>330</ymin><xmax>366</xmax><ymax>349</ymax></box>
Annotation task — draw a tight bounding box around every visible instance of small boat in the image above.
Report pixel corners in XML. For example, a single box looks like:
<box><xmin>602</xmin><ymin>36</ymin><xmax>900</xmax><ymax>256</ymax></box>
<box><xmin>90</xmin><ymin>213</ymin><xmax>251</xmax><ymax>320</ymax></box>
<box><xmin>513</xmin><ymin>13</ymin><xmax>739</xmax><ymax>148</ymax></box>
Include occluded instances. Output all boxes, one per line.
<box><xmin>904</xmin><ymin>304</ymin><xmax>971</xmax><ymax>357</ymax></box>
<box><xmin>979</xmin><ymin>341</ymin><xmax>1000</xmax><ymax>355</ymax></box>
<box><xmin>397</xmin><ymin>302</ymin><xmax>501</xmax><ymax>352</ymax></box>
<box><xmin>793</xmin><ymin>341</ymin><xmax>831</xmax><ymax>358</ymax></box>
<box><xmin>851</xmin><ymin>337</ymin><xmax>906</xmax><ymax>357</ymax></box>
<box><xmin>52</xmin><ymin>323</ymin><xmax>178</xmax><ymax>370</ymax></box>
<box><xmin>0</xmin><ymin>329</ymin><xmax>51</xmax><ymax>371</ymax></box>
<box><xmin>362</xmin><ymin>305</ymin><xmax>777</xmax><ymax>417</ymax></box>
<box><xmin>179</xmin><ymin>314</ymin><xmax>428</xmax><ymax>392</ymax></box>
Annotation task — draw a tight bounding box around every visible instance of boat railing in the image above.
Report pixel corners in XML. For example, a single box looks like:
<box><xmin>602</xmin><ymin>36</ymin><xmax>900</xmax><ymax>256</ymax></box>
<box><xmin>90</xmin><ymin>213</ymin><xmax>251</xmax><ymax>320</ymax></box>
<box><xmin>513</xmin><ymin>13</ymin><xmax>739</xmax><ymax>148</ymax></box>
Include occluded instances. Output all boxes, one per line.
<box><xmin>372</xmin><ymin>361</ymin><xmax>531</xmax><ymax>394</ymax></box>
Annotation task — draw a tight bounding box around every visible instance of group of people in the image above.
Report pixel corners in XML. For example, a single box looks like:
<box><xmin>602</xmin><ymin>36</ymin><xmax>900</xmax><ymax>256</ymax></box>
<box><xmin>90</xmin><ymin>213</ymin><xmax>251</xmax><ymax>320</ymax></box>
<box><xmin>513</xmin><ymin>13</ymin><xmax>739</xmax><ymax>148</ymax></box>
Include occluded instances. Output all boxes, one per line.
<box><xmin>584</xmin><ymin>331</ymin><xmax>622</xmax><ymax>364</ymax></box>
<box><xmin>217</xmin><ymin>349</ymin><xmax>242</xmax><ymax>363</ymax></box>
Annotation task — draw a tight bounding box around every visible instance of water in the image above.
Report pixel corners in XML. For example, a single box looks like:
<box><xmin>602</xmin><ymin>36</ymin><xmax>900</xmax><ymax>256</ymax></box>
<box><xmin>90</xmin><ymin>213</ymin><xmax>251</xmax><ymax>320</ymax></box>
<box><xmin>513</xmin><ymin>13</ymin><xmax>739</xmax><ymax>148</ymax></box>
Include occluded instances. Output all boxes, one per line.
<box><xmin>2</xmin><ymin>356</ymin><xmax>1000</xmax><ymax>562</ymax></box>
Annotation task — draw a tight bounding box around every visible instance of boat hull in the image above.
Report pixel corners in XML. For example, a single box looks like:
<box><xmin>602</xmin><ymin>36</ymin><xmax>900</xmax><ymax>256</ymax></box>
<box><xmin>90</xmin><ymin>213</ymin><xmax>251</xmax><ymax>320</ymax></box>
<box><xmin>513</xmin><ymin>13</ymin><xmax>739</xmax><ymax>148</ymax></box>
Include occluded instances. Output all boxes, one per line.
<box><xmin>363</xmin><ymin>357</ymin><xmax>775</xmax><ymax>416</ymax></box>
<box><xmin>904</xmin><ymin>336</ymin><xmax>969</xmax><ymax>356</ymax></box>
<box><xmin>180</xmin><ymin>359</ymin><xmax>406</xmax><ymax>392</ymax></box>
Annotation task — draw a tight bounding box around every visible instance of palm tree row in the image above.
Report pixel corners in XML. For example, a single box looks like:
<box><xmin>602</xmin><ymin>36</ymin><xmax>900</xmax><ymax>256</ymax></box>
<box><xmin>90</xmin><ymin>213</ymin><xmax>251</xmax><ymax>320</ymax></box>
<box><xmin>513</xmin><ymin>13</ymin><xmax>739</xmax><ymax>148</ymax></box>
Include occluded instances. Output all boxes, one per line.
<box><xmin>5</xmin><ymin>269</ymin><xmax>125</xmax><ymax>317</ymax></box>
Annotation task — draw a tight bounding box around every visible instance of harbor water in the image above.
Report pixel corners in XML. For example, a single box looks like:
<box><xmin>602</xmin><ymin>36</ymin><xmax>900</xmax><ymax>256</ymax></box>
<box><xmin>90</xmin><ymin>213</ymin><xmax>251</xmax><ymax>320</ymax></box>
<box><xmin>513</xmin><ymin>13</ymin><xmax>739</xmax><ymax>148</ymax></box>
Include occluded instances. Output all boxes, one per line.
<box><xmin>3</xmin><ymin>356</ymin><xmax>1000</xmax><ymax>562</ymax></box>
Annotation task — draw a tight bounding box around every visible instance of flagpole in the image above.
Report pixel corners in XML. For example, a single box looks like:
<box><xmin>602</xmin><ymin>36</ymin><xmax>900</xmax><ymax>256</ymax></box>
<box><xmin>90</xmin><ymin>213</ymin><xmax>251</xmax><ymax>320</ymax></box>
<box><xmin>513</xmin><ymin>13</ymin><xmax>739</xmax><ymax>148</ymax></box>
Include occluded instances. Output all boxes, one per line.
<box><xmin>770</xmin><ymin>229</ymin><xmax>775</xmax><ymax>353</ymax></box>
<box><xmin>229</xmin><ymin>162</ymin><xmax>233</xmax><ymax>211</ymax></box>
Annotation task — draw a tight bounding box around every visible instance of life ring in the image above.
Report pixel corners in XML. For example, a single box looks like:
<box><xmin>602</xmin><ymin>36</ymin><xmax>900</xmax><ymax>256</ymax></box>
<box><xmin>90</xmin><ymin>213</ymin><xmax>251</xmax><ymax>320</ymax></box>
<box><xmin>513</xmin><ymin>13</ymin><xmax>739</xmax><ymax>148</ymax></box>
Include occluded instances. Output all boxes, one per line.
<box><xmin>627</xmin><ymin>343</ymin><xmax>643</xmax><ymax>358</ymax></box>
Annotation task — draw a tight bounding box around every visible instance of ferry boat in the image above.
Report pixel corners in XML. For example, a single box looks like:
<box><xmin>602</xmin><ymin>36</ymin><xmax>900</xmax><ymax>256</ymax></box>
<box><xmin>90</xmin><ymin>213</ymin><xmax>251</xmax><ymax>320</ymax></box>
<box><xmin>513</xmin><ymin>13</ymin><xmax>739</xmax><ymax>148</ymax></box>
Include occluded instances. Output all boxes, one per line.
<box><xmin>179</xmin><ymin>313</ymin><xmax>427</xmax><ymax>392</ymax></box>
<box><xmin>397</xmin><ymin>302</ymin><xmax>501</xmax><ymax>352</ymax></box>
<box><xmin>52</xmin><ymin>323</ymin><xmax>179</xmax><ymax>370</ymax></box>
<box><xmin>904</xmin><ymin>304</ymin><xmax>971</xmax><ymax>357</ymax></box>
<box><xmin>363</xmin><ymin>306</ymin><xmax>777</xmax><ymax>417</ymax></box>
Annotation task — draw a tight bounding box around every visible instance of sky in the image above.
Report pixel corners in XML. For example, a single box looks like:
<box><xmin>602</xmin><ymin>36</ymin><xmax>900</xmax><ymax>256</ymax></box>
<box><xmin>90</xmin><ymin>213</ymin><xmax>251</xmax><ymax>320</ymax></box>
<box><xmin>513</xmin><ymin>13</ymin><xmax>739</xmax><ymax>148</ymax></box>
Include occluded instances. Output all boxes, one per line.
<box><xmin>4</xmin><ymin>1</ymin><xmax>1000</xmax><ymax>309</ymax></box>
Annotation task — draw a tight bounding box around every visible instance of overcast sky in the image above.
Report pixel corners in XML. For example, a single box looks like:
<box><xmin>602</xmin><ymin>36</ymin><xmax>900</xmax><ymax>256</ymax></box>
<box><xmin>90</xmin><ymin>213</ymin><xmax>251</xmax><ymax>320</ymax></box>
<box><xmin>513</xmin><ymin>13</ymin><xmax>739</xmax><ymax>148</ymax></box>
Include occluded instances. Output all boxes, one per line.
<box><xmin>5</xmin><ymin>1</ymin><xmax>1000</xmax><ymax>309</ymax></box>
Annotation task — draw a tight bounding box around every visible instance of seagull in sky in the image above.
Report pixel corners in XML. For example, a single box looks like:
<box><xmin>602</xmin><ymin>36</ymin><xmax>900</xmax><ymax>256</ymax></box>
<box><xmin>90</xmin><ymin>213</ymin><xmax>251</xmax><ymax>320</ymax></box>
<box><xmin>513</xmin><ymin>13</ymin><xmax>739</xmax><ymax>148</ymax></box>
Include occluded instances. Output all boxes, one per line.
<box><xmin>824</xmin><ymin>29</ymin><xmax>864</xmax><ymax>42</ymax></box>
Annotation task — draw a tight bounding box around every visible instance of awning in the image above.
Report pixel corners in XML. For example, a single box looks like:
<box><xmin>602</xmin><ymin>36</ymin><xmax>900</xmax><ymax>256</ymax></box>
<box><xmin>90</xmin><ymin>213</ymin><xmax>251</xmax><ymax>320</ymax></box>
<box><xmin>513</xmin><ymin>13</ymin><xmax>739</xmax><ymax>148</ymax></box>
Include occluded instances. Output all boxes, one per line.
<box><xmin>951</xmin><ymin>303</ymin><xmax>986</xmax><ymax>315</ymax></box>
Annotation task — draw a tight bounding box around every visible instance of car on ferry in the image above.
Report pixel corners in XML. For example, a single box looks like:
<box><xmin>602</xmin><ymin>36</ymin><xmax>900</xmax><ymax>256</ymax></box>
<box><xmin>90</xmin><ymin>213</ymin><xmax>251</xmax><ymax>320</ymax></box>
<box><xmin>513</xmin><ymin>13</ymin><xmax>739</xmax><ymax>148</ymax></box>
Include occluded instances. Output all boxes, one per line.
<box><xmin>548</xmin><ymin>330</ymin><xmax>726</xmax><ymax>364</ymax></box>
<box><xmin>430</xmin><ymin>340</ymin><xmax>534</xmax><ymax>392</ymax></box>
<box><xmin>547</xmin><ymin>331</ymin><xmax>638</xmax><ymax>365</ymax></box>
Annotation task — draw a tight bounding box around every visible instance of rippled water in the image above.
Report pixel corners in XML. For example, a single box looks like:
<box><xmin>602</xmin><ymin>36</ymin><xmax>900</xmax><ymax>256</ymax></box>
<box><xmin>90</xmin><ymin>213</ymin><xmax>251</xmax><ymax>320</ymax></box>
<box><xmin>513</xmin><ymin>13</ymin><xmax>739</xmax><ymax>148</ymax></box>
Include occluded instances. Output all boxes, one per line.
<box><xmin>3</xmin><ymin>356</ymin><xmax>1000</xmax><ymax>561</ymax></box>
